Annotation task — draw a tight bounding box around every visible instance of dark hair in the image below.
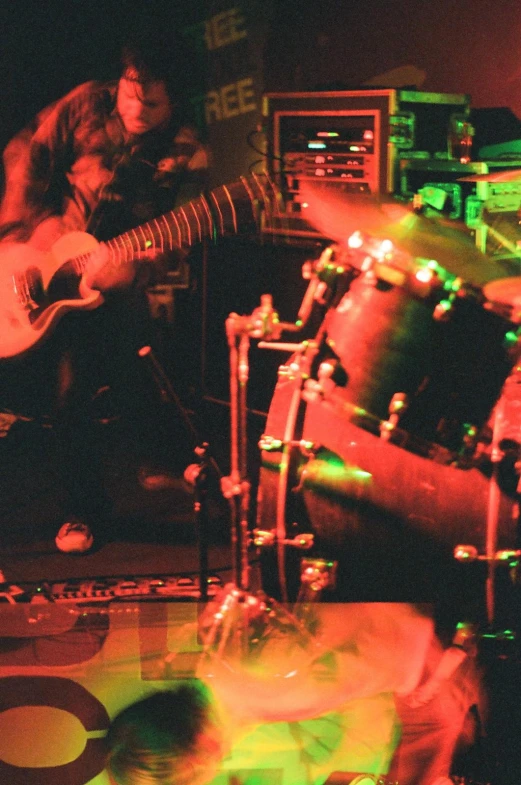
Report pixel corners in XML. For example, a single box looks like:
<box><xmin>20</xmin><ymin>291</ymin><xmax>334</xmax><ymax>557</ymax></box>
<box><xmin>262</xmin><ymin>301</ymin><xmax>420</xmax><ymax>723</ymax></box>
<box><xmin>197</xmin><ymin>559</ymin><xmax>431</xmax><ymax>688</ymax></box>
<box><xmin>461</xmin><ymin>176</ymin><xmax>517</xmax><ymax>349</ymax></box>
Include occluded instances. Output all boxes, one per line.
<box><xmin>105</xmin><ymin>682</ymin><xmax>223</xmax><ymax>785</ymax></box>
<box><xmin>120</xmin><ymin>29</ymin><xmax>198</xmax><ymax>104</ymax></box>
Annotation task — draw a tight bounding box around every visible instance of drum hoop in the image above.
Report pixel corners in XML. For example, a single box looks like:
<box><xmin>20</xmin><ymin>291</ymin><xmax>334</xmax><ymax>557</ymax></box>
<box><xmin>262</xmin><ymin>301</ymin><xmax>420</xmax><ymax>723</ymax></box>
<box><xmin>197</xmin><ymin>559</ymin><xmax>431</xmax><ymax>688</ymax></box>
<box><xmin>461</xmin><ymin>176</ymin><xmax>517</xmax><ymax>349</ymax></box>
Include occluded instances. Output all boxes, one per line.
<box><xmin>275</xmin><ymin>376</ymin><xmax>307</xmax><ymax>603</ymax></box>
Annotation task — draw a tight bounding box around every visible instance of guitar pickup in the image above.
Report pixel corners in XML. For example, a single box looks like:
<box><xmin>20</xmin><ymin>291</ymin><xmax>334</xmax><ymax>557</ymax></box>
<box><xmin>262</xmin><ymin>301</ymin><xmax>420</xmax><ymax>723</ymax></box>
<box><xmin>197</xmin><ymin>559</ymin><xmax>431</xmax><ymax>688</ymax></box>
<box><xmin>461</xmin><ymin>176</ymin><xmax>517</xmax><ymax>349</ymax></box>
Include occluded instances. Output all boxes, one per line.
<box><xmin>14</xmin><ymin>268</ymin><xmax>44</xmax><ymax>311</ymax></box>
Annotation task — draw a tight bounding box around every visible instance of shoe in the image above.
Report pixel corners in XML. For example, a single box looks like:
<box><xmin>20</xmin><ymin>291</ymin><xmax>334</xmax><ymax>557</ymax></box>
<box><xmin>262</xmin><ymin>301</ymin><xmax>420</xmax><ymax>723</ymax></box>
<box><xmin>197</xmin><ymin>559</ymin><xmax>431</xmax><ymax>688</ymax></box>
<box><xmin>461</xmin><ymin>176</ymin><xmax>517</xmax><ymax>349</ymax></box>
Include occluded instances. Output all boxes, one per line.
<box><xmin>55</xmin><ymin>520</ymin><xmax>94</xmax><ymax>554</ymax></box>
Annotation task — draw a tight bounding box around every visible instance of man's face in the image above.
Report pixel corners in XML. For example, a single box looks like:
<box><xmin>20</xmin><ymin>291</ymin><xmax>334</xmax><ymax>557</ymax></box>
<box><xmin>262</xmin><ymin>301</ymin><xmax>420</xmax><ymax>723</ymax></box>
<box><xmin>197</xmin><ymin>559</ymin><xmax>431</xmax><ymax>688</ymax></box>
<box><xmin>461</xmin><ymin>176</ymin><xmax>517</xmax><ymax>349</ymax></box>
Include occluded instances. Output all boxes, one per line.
<box><xmin>116</xmin><ymin>77</ymin><xmax>173</xmax><ymax>135</ymax></box>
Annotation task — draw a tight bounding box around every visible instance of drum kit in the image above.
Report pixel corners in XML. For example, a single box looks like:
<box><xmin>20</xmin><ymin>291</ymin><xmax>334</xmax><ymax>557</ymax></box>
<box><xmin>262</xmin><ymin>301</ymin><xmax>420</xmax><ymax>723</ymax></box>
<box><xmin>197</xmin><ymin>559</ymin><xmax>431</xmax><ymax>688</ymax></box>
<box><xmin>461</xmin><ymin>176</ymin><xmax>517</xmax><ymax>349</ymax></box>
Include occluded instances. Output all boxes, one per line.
<box><xmin>186</xmin><ymin>171</ymin><xmax>521</xmax><ymax>785</ymax></box>
<box><xmin>206</xmin><ymin>169</ymin><xmax>521</xmax><ymax>644</ymax></box>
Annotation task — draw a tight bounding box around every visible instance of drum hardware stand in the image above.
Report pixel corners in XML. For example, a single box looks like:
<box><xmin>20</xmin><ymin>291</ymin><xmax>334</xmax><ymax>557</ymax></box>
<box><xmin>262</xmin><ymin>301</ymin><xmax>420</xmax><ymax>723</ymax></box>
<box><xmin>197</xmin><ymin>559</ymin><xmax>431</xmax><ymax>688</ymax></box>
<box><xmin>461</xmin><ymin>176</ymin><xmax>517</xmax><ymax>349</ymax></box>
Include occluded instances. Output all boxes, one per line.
<box><xmin>197</xmin><ymin>299</ymin><xmax>306</xmax><ymax>657</ymax></box>
<box><xmin>138</xmin><ymin>345</ymin><xmax>224</xmax><ymax>601</ymax></box>
<box><xmin>219</xmin><ymin>277</ymin><xmax>325</xmax><ymax>606</ymax></box>
<box><xmin>453</xmin><ymin>545</ymin><xmax>521</xmax><ymax>642</ymax></box>
<box><xmin>223</xmin><ymin>311</ymin><xmax>255</xmax><ymax>593</ymax></box>
<box><xmin>458</xmin><ymin>369</ymin><xmax>516</xmax><ymax>629</ymax></box>
<box><xmin>223</xmin><ymin>295</ymin><xmax>302</xmax><ymax>592</ymax></box>
<box><xmin>485</xmin><ymin>402</ymin><xmax>504</xmax><ymax>628</ymax></box>
<box><xmin>203</xmin><ymin>264</ymin><xmax>334</xmax><ymax>655</ymax></box>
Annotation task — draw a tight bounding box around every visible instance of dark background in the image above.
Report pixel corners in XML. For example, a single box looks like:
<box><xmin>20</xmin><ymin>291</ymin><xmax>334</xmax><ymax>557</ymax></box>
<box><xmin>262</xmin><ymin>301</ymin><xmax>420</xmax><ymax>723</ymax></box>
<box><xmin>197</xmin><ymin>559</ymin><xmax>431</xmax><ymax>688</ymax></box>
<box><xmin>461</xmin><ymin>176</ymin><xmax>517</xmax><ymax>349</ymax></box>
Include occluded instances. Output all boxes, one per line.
<box><xmin>2</xmin><ymin>0</ymin><xmax>521</xmax><ymax>173</ymax></box>
<box><xmin>2</xmin><ymin>0</ymin><xmax>521</xmax><ymax>413</ymax></box>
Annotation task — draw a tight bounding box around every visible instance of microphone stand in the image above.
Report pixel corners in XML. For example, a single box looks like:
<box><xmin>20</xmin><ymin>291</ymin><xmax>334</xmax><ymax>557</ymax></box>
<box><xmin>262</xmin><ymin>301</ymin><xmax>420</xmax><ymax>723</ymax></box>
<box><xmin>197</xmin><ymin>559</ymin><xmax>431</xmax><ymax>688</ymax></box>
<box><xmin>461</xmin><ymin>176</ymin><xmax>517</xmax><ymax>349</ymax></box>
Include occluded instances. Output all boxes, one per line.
<box><xmin>184</xmin><ymin>443</ymin><xmax>211</xmax><ymax>603</ymax></box>
<box><xmin>138</xmin><ymin>345</ymin><xmax>223</xmax><ymax>601</ymax></box>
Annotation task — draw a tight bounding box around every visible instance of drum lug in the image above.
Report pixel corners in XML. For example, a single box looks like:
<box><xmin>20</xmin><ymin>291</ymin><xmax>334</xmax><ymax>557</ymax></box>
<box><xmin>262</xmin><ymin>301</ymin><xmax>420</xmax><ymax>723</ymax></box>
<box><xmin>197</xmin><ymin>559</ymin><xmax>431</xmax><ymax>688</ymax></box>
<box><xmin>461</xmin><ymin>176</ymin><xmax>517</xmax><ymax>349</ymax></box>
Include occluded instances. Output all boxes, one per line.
<box><xmin>433</xmin><ymin>294</ymin><xmax>455</xmax><ymax>320</ymax></box>
<box><xmin>454</xmin><ymin>544</ymin><xmax>521</xmax><ymax>571</ymax></box>
<box><xmin>258</xmin><ymin>434</ymin><xmax>316</xmax><ymax>455</ymax></box>
<box><xmin>252</xmin><ymin>528</ymin><xmax>276</xmax><ymax>547</ymax></box>
<box><xmin>454</xmin><ymin>546</ymin><xmax>521</xmax><ymax>624</ymax></box>
<box><xmin>258</xmin><ymin>435</ymin><xmax>284</xmax><ymax>452</ymax></box>
<box><xmin>380</xmin><ymin>392</ymin><xmax>409</xmax><ymax>440</ymax></box>
<box><xmin>277</xmin><ymin>355</ymin><xmax>309</xmax><ymax>380</ymax></box>
<box><xmin>302</xmin><ymin>378</ymin><xmax>324</xmax><ymax>404</ymax></box>
<box><xmin>302</xmin><ymin>359</ymin><xmax>347</xmax><ymax>404</ymax></box>
<box><xmin>298</xmin><ymin>558</ymin><xmax>338</xmax><ymax>596</ymax></box>
<box><xmin>252</xmin><ymin>528</ymin><xmax>314</xmax><ymax>551</ymax></box>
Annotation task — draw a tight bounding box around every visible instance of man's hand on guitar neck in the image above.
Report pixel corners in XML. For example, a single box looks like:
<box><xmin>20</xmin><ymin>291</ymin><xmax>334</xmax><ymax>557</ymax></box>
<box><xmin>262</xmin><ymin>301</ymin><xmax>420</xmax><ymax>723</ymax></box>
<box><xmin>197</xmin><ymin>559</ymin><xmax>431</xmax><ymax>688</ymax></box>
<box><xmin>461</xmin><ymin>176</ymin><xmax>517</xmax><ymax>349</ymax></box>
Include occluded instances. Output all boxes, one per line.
<box><xmin>83</xmin><ymin>242</ymin><xmax>169</xmax><ymax>292</ymax></box>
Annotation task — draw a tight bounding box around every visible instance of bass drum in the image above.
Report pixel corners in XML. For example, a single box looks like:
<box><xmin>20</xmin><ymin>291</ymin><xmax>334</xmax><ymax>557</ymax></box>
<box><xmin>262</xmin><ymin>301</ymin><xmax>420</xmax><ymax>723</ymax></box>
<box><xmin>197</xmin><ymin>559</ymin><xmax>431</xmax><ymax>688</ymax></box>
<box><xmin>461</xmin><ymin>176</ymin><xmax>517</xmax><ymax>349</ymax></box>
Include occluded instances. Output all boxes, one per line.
<box><xmin>257</xmin><ymin>367</ymin><xmax>519</xmax><ymax>607</ymax></box>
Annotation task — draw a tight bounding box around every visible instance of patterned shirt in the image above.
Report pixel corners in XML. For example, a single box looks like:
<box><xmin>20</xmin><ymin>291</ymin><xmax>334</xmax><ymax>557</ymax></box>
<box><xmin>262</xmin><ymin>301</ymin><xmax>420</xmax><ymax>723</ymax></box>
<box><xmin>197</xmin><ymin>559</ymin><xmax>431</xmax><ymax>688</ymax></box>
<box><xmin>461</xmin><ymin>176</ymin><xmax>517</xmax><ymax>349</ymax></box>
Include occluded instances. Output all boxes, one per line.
<box><xmin>0</xmin><ymin>80</ymin><xmax>210</xmax><ymax>244</ymax></box>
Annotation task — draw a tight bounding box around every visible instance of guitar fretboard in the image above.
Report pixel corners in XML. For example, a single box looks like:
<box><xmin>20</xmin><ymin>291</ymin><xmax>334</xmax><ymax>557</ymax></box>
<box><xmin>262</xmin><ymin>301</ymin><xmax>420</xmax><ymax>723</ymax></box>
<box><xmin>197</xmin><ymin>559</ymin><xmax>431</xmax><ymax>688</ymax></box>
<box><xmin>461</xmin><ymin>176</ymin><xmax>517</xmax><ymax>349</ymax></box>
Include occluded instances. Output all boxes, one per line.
<box><xmin>73</xmin><ymin>173</ymin><xmax>284</xmax><ymax>273</ymax></box>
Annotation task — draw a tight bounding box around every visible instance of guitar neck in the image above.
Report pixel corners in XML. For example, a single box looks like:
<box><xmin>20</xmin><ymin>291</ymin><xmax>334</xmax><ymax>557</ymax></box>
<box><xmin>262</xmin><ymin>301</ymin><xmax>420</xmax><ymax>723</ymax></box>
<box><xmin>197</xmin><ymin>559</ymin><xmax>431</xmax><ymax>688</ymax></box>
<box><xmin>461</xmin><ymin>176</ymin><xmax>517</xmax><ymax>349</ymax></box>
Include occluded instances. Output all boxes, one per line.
<box><xmin>88</xmin><ymin>173</ymin><xmax>282</xmax><ymax>270</ymax></box>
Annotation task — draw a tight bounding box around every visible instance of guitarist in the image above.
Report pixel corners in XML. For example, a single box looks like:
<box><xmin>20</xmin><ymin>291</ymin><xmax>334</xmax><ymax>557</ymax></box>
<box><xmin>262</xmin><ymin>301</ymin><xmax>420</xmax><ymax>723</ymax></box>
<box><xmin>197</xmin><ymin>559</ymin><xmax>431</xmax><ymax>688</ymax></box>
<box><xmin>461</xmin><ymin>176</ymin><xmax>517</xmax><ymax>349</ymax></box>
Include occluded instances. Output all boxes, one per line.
<box><xmin>0</xmin><ymin>29</ymin><xmax>210</xmax><ymax>553</ymax></box>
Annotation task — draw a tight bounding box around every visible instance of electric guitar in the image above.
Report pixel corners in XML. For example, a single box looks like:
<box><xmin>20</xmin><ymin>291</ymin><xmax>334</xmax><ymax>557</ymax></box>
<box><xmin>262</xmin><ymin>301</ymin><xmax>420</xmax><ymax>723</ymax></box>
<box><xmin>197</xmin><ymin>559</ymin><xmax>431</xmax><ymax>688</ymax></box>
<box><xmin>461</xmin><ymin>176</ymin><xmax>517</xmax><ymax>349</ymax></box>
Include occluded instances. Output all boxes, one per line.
<box><xmin>0</xmin><ymin>174</ymin><xmax>282</xmax><ymax>359</ymax></box>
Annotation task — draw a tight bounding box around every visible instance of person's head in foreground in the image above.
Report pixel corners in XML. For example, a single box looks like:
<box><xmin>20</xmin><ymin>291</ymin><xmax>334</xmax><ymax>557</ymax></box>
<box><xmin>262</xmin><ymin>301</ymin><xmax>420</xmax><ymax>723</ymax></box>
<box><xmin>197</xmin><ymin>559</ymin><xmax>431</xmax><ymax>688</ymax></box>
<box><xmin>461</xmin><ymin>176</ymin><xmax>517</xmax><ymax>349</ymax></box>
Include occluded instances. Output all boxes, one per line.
<box><xmin>105</xmin><ymin>682</ymin><xmax>223</xmax><ymax>785</ymax></box>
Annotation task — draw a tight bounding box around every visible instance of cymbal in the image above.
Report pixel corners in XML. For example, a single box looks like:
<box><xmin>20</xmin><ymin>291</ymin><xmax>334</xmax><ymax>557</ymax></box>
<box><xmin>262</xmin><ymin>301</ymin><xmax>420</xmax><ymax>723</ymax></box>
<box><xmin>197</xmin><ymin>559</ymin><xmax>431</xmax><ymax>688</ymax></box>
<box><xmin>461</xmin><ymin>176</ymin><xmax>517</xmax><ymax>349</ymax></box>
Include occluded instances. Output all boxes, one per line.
<box><xmin>298</xmin><ymin>181</ymin><xmax>511</xmax><ymax>286</ymax></box>
<box><xmin>483</xmin><ymin>276</ymin><xmax>521</xmax><ymax>307</ymax></box>
<box><xmin>458</xmin><ymin>169</ymin><xmax>521</xmax><ymax>183</ymax></box>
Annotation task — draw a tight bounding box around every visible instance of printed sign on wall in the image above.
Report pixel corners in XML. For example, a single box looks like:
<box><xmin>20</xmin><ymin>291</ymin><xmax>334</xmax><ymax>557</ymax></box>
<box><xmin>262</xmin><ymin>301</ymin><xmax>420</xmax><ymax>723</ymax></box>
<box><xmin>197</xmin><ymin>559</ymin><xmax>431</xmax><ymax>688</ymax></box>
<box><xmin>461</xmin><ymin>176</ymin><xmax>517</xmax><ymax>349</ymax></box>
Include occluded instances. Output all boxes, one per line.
<box><xmin>182</xmin><ymin>2</ymin><xmax>275</xmax><ymax>186</ymax></box>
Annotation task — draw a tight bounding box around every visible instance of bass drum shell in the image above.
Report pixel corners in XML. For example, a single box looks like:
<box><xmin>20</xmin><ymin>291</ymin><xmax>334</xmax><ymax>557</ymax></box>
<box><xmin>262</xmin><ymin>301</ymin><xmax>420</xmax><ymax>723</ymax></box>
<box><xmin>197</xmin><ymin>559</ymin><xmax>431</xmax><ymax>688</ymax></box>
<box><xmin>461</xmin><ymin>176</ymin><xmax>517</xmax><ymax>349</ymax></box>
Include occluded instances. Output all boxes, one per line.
<box><xmin>257</xmin><ymin>374</ymin><xmax>519</xmax><ymax>606</ymax></box>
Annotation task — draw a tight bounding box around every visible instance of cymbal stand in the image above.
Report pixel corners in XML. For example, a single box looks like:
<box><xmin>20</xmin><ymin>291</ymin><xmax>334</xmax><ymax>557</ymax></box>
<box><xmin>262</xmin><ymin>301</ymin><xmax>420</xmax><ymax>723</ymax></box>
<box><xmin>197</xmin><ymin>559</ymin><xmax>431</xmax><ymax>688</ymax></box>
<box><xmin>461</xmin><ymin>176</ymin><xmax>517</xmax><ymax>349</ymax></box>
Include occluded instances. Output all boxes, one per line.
<box><xmin>221</xmin><ymin>250</ymin><xmax>341</xmax><ymax>605</ymax></box>
<box><xmin>223</xmin><ymin>287</ymin><xmax>317</xmax><ymax>591</ymax></box>
<box><xmin>199</xmin><ymin>304</ymin><xmax>274</xmax><ymax>659</ymax></box>
<box><xmin>485</xmin><ymin>367</ymin><xmax>521</xmax><ymax>627</ymax></box>
<box><xmin>454</xmin><ymin>366</ymin><xmax>521</xmax><ymax>632</ymax></box>
<box><xmin>201</xmin><ymin>258</ymin><xmax>335</xmax><ymax>655</ymax></box>
<box><xmin>485</xmin><ymin>388</ymin><xmax>506</xmax><ymax>627</ymax></box>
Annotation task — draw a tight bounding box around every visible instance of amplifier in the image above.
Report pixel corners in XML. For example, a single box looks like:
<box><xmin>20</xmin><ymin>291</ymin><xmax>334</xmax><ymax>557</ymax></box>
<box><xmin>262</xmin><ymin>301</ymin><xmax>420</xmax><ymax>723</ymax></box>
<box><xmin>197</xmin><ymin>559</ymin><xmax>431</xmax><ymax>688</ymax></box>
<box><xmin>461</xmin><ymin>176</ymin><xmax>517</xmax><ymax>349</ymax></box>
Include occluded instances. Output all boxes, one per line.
<box><xmin>399</xmin><ymin>158</ymin><xmax>489</xmax><ymax>222</ymax></box>
<box><xmin>469</xmin><ymin>161</ymin><xmax>521</xmax><ymax>258</ymax></box>
<box><xmin>479</xmin><ymin>161</ymin><xmax>521</xmax><ymax>213</ymax></box>
<box><xmin>263</xmin><ymin>89</ymin><xmax>397</xmax><ymax>200</ymax></box>
<box><xmin>263</xmin><ymin>89</ymin><xmax>471</xmax><ymax>238</ymax></box>
<box><xmin>484</xmin><ymin>187</ymin><xmax>521</xmax><ymax>214</ymax></box>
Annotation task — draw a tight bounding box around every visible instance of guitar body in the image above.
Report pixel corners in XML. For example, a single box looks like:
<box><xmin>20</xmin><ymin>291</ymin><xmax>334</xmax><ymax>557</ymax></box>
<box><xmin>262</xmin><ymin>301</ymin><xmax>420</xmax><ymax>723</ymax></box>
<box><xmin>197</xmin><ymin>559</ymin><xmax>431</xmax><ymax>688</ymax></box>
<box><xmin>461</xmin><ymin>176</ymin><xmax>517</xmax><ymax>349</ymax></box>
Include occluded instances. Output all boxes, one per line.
<box><xmin>0</xmin><ymin>232</ymin><xmax>104</xmax><ymax>359</ymax></box>
<box><xmin>0</xmin><ymin>174</ymin><xmax>281</xmax><ymax>359</ymax></box>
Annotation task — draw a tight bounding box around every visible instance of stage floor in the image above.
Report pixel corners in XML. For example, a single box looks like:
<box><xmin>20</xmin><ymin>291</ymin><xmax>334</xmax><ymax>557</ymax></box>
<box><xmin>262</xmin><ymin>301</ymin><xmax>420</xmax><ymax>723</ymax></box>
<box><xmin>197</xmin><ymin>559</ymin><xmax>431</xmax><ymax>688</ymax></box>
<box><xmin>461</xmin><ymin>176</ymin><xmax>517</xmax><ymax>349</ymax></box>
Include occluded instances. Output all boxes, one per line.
<box><xmin>0</xmin><ymin>396</ymin><xmax>249</xmax><ymax>596</ymax></box>
<box><xmin>0</xmin><ymin>394</ymin><xmax>520</xmax><ymax>785</ymax></box>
